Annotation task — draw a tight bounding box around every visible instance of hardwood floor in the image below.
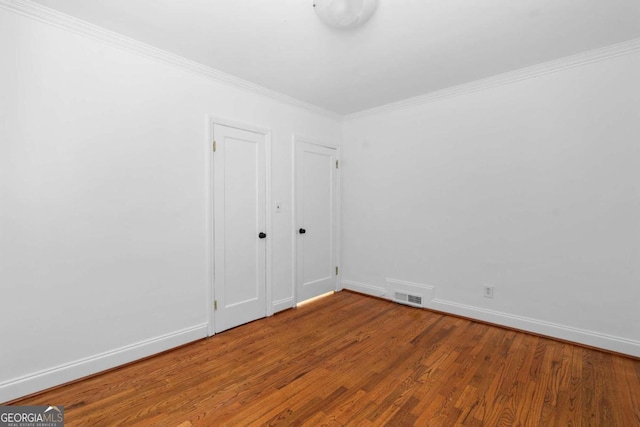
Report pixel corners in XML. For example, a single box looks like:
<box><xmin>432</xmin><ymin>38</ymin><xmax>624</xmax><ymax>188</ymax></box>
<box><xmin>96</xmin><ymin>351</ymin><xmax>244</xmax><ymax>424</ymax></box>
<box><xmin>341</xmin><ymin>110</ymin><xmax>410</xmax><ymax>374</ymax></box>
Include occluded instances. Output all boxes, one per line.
<box><xmin>11</xmin><ymin>291</ymin><xmax>640</xmax><ymax>426</ymax></box>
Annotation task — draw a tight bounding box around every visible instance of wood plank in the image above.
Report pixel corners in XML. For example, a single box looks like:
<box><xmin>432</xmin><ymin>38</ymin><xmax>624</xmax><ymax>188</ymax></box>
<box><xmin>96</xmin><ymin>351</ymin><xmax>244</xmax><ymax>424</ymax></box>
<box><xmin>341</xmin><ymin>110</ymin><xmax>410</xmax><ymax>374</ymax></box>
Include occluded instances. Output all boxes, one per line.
<box><xmin>9</xmin><ymin>291</ymin><xmax>640</xmax><ymax>426</ymax></box>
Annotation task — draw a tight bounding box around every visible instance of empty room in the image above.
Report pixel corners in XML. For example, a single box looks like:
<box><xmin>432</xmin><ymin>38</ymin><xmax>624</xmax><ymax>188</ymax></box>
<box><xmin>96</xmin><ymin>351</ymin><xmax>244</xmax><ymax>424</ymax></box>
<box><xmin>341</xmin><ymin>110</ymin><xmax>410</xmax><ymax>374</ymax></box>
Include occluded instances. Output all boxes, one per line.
<box><xmin>1</xmin><ymin>0</ymin><xmax>639</xmax><ymax>425</ymax></box>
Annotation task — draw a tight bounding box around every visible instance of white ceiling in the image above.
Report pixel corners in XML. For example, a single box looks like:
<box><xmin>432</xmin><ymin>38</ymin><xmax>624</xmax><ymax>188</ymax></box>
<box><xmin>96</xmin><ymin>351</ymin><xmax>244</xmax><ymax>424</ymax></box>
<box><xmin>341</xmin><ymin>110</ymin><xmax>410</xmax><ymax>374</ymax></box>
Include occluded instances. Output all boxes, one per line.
<box><xmin>30</xmin><ymin>0</ymin><xmax>640</xmax><ymax>115</ymax></box>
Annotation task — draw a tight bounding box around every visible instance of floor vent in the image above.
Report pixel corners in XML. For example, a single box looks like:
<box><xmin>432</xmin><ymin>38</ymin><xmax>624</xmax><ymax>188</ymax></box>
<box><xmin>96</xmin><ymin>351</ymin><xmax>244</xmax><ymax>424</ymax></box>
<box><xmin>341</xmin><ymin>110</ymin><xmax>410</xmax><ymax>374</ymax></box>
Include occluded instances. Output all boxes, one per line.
<box><xmin>408</xmin><ymin>294</ymin><xmax>422</xmax><ymax>305</ymax></box>
<box><xmin>393</xmin><ymin>291</ymin><xmax>423</xmax><ymax>307</ymax></box>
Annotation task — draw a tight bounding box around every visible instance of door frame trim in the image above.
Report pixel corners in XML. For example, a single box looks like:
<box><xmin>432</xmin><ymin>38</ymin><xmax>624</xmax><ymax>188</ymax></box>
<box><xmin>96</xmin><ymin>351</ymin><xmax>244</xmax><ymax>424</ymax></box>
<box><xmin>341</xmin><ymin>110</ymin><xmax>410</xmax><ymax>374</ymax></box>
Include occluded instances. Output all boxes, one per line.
<box><xmin>206</xmin><ymin>115</ymin><xmax>272</xmax><ymax>336</ymax></box>
<box><xmin>292</xmin><ymin>134</ymin><xmax>342</xmax><ymax>307</ymax></box>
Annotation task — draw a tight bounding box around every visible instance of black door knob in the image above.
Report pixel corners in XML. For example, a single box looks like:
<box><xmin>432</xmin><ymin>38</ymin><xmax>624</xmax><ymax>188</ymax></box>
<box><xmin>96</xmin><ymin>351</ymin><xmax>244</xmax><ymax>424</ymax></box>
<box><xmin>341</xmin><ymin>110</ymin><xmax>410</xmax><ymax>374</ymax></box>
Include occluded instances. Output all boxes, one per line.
<box><xmin>258</xmin><ymin>232</ymin><xmax>267</xmax><ymax>239</ymax></box>
<box><xmin>299</xmin><ymin>228</ymin><xmax>306</xmax><ymax>234</ymax></box>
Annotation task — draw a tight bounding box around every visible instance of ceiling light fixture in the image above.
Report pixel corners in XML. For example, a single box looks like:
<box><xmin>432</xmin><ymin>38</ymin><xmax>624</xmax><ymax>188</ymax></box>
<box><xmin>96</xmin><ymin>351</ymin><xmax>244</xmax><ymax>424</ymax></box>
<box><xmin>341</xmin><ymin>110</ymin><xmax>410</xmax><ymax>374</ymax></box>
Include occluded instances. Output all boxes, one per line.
<box><xmin>313</xmin><ymin>0</ymin><xmax>378</xmax><ymax>29</ymax></box>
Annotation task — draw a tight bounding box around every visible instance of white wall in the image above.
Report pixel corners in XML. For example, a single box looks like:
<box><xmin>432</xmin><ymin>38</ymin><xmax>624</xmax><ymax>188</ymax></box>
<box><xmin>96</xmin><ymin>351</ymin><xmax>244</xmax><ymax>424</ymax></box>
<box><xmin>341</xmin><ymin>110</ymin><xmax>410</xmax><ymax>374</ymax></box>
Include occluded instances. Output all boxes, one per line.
<box><xmin>0</xmin><ymin>8</ymin><xmax>341</xmax><ymax>402</ymax></box>
<box><xmin>343</xmin><ymin>51</ymin><xmax>640</xmax><ymax>356</ymax></box>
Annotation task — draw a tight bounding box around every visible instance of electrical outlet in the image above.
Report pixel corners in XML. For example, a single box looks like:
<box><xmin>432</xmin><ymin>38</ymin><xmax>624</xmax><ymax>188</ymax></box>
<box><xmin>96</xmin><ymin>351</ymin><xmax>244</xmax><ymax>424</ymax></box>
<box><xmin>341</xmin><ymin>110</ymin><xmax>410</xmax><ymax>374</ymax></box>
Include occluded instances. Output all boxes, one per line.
<box><xmin>483</xmin><ymin>285</ymin><xmax>494</xmax><ymax>298</ymax></box>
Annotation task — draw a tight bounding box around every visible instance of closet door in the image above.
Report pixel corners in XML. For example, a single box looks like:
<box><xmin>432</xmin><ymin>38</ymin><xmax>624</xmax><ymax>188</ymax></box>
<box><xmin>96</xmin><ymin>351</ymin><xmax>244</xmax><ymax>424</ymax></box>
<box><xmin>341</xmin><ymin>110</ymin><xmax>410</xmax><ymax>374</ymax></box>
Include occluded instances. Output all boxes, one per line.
<box><xmin>296</xmin><ymin>141</ymin><xmax>338</xmax><ymax>303</ymax></box>
<box><xmin>213</xmin><ymin>124</ymin><xmax>266</xmax><ymax>332</ymax></box>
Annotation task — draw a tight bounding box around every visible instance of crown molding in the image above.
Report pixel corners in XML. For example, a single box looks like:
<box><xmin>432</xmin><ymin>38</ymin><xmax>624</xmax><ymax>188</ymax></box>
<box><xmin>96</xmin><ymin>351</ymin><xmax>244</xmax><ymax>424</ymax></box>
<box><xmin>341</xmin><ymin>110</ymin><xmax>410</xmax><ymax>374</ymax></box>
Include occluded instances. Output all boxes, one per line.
<box><xmin>3</xmin><ymin>0</ymin><xmax>639</xmax><ymax>123</ymax></box>
<box><xmin>0</xmin><ymin>0</ymin><xmax>342</xmax><ymax>121</ymax></box>
<box><xmin>345</xmin><ymin>37</ymin><xmax>640</xmax><ymax>121</ymax></box>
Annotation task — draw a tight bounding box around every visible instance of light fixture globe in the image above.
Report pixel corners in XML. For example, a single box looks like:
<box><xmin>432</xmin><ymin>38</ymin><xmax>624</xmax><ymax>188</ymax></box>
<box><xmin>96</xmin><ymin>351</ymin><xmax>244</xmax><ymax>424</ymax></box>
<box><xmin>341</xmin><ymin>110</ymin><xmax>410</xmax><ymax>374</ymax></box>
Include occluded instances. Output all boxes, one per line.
<box><xmin>313</xmin><ymin>0</ymin><xmax>378</xmax><ymax>29</ymax></box>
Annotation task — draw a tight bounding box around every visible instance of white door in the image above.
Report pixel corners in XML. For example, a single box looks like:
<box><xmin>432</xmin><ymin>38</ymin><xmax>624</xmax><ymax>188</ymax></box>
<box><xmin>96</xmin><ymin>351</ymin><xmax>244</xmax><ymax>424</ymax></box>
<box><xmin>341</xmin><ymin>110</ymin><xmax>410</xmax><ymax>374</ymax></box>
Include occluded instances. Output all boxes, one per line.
<box><xmin>296</xmin><ymin>141</ymin><xmax>338</xmax><ymax>303</ymax></box>
<box><xmin>213</xmin><ymin>124</ymin><xmax>267</xmax><ymax>333</ymax></box>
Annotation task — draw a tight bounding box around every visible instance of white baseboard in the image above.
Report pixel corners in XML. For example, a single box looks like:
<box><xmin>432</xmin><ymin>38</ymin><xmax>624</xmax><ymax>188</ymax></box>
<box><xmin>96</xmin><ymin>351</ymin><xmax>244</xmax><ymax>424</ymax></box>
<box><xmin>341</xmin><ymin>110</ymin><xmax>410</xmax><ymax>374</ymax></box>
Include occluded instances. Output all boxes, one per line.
<box><xmin>0</xmin><ymin>323</ymin><xmax>208</xmax><ymax>403</ymax></box>
<box><xmin>344</xmin><ymin>279</ymin><xmax>640</xmax><ymax>358</ymax></box>
<box><xmin>428</xmin><ymin>299</ymin><xmax>640</xmax><ymax>358</ymax></box>
<box><xmin>272</xmin><ymin>297</ymin><xmax>294</xmax><ymax>313</ymax></box>
<box><xmin>342</xmin><ymin>280</ymin><xmax>387</xmax><ymax>299</ymax></box>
